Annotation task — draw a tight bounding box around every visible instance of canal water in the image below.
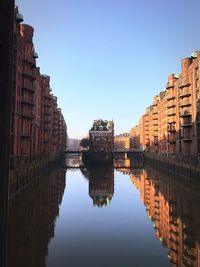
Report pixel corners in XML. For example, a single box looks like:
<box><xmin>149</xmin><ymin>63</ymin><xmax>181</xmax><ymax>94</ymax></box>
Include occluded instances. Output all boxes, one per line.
<box><xmin>8</xmin><ymin>156</ymin><xmax>200</xmax><ymax>267</ymax></box>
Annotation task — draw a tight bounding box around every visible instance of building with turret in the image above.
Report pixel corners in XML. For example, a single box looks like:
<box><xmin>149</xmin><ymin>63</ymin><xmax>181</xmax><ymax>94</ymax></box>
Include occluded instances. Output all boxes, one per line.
<box><xmin>131</xmin><ymin>51</ymin><xmax>200</xmax><ymax>162</ymax></box>
<box><xmin>89</xmin><ymin>119</ymin><xmax>114</xmax><ymax>153</ymax></box>
<box><xmin>9</xmin><ymin>6</ymin><xmax>67</xmax><ymax>193</ymax></box>
<box><xmin>82</xmin><ymin>119</ymin><xmax>114</xmax><ymax>165</ymax></box>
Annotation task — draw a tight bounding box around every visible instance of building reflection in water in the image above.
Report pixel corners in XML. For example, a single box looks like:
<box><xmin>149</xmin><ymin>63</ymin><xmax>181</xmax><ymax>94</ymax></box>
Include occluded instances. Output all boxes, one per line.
<box><xmin>65</xmin><ymin>154</ymin><xmax>83</xmax><ymax>168</ymax></box>
<box><xmin>130</xmin><ymin>167</ymin><xmax>200</xmax><ymax>267</ymax></box>
<box><xmin>81</xmin><ymin>156</ymin><xmax>144</xmax><ymax>208</ymax></box>
<box><xmin>8</xmin><ymin>167</ymin><xmax>66</xmax><ymax>267</ymax></box>
<box><xmin>81</xmin><ymin>165</ymin><xmax>114</xmax><ymax>207</ymax></box>
<box><xmin>114</xmin><ymin>154</ymin><xmax>144</xmax><ymax>172</ymax></box>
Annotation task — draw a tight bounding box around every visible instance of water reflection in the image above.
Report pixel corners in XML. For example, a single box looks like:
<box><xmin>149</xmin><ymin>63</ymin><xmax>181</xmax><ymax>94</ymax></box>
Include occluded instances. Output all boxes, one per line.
<box><xmin>130</xmin><ymin>166</ymin><xmax>200</xmax><ymax>267</ymax></box>
<box><xmin>8</xmin><ymin>167</ymin><xmax>66</xmax><ymax>267</ymax></box>
<box><xmin>7</xmin><ymin>156</ymin><xmax>200</xmax><ymax>267</ymax></box>
<box><xmin>65</xmin><ymin>153</ymin><xmax>83</xmax><ymax>168</ymax></box>
<box><xmin>83</xmin><ymin>165</ymin><xmax>114</xmax><ymax>207</ymax></box>
<box><xmin>113</xmin><ymin>155</ymin><xmax>144</xmax><ymax>170</ymax></box>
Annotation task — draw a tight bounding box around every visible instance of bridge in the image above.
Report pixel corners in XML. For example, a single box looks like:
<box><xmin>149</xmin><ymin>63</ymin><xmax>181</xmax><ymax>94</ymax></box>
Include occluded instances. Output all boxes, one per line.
<box><xmin>63</xmin><ymin>149</ymin><xmax>143</xmax><ymax>154</ymax></box>
<box><xmin>63</xmin><ymin>149</ymin><xmax>144</xmax><ymax>161</ymax></box>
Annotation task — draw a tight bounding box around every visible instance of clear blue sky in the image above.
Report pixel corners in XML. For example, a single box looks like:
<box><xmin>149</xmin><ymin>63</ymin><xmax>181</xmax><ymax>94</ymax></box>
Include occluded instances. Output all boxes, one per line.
<box><xmin>16</xmin><ymin>0</ymin><xmax>200</xmax><ymax>138</ymax></box>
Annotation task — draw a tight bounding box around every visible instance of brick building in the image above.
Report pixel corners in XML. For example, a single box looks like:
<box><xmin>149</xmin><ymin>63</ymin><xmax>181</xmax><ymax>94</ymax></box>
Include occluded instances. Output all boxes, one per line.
<box><xmin>133</xmin><ymin>51</ymin><xmax>200</xmax><ymax>161</ymax></box>
<box><xmin>89</xmin><ymin>119</ymin><xmax>114</xmax><ymax>153</ymax></box>
<box><xmin>9</xmin><ymin>7</ymin><xmax>67</xmax><ymax>193</ymax></box>
<box><xmin>114</xmin><ymin>133</ymin><xmax>130</xmax><ymax>150</ymax></box>
<box><xmin>130</xmin><ymin>125</ymin><xmax>140</xmax><ymax>150</ymax></box>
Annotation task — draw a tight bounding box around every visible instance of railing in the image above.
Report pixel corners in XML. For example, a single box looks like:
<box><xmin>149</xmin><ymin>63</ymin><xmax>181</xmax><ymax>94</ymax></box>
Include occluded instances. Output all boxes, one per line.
<box><xmin>21</xmin><ymin>109</ymin><xmax>34</xmax><ymax>119</ymax></box>
<box><xmin>166</xmin><ymin>81</ymin><xmax>174</xmax><ymax>89</ymax></box>
<box><xmin>24</xmin><ymin>57</ymin><xmax>36</xmax><ymax>67</ymax></box>
<box><xmin>23</xmin><ymin>68</ymin><xmax>36</xmax><ymax>80</ymax></box>
<box><xmin>167</xmin><ymin>94</ymin><xmax>175</xmax><ymax>101</ymax></box>
<box><xmin>168</xmin><ymin>117</ymin><xmax>176</xmax><ymax>124</ymax></box>
<box><xmin>179</xmin><ymin>87</ymin><xmax>191</xmax><ymax>98</ymax></box>
<box><xmin>167</xmin><ymin>108</ymin><xmax>176</xmax><ymax>116</ymax></box>
<box><xmin>179</xmin><ymin>77</ymin><xmax>190</xmax><ymax>88</ymax></box>
<box><xmin>180</xmin><ymin>111</ymin><xmax>192</xmax><ymax>117</ymax></box>
<box><xmin>167</xmin><ymin>102</ymin><xmax>176</xmax><ymax>108</ymax></box>
<box><xmin>179</xmin><ymin>99</ymin><xmax>191</xmax><ymax>107</ymax></box>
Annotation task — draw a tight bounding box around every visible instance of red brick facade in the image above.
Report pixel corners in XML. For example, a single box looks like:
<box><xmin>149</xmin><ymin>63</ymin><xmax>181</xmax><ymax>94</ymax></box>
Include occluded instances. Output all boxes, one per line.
<box><xmin>132</xmin><ymin>51</ymin><xmax>200</xmax><ymax>162</ymax></box>
<box><xmin>9</xmin><ymin>7</ymin><xmax>67</xmax><ymax>192</ymax></box>
<box><xmin>130</xmin><ymin>168</ymin><xmax>200</xmax><ymax>267</ymax></box>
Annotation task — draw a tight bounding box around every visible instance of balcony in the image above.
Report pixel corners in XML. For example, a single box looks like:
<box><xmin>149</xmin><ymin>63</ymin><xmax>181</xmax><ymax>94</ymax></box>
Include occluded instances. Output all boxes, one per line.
<box><xmin>179</xmin><ymin>87</ymin><xmax>191</xmax><ymax>98</ymax></box>
<box><xmin>168</xmin><ymin>118</ymin><xmax>176</xmax><ymax>124</ymax></box>
<box><xmin>21</xmin><ymin>98</ymin><xmax>34</xmax><ymax>106</ymax></box>
<box><xmin>167</xmin><ymin>94</ymin><xmax>175</xmax><ymax>101</ymax></box>
<box><xmin>180</xmin><ymin>123</ymin><xmax>192</xmax><ymax>128</ymax></box>
<box><xmin>166</xmin><ymin>81</ymin><xmax>174</xmax><ymax>89</ymax></box>
<box><xmin>180</xmin><ymin>111</ymin><xmax>192</xmax><ymax>117</ymax></box>
<box><xmin>179</xmin><ymin>100</ymin><xmax>191</xmax><ymax>108</ymax></box>
<box><xmin>23</xmin><ymin>69</ymin><xmax>36</xmax><ymax>81</ymax></box>
<box><xmin>179</xmin><ymin>77</ymin><xmax>190</xmax><ymax>89</ymax></box>
<box><xmin>21</xmin><ymin>110</ymin><xmax>34</xmax><ymax>119</ymax></box>
<box><xmin>167</xmin><ymin>103</ymin><xmax>175</xmax><ymax>108</ymax></box>
<box><xmin>22</xmin><ymin>84</ymin><xmax>35</xmax><ymax>92</ymax></box>
<box><xmin>24</xmin><ymin>58</ymin><xmax>36</xmax><ymax>68</ymax></box>
<box><xmin>167</xmin><ymin>109</ymin><xmax>176</xmax><ymax>116</ymax></box>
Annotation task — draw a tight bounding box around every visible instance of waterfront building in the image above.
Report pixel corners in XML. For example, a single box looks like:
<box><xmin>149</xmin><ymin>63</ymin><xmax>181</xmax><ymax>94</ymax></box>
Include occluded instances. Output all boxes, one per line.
<box><xmin>114</xmin><ymin>133</ymin><xmax>130</xmax><ymax>150</ymax></box>
<box><xmin>89</xmin><ymin>119</ymin><xmax>114</xmax><ymax>153</ymax></box>
<box><xmin>9</xmin><ymin>7</ymin><xmax>67</xmax><ymax>193</ymax></box>
<box><xmin>133</xmin><ymin>51</ymin><xmax>200</xmax><ymax>161</ymax></box>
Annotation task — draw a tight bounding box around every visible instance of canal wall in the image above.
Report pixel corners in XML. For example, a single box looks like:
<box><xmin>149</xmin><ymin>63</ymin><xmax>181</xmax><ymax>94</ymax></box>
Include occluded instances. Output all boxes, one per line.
<box><xmin>7</xmin><ymin>6</ymin><xmax>68</xmax><ymax>196</ymax></box>
<box><xmin>9</xmin><ymin>154</ymin><xmax>65</xmax><ymax>196</ymax></box>
<box><xmin>145</xmin><ymin>152</ymin><xmax>200</xmax><ymax>180</ymax></box>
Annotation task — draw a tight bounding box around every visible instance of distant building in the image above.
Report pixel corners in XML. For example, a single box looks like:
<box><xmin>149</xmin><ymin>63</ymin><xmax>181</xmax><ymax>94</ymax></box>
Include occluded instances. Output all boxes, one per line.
<box><xmin>114</xmin><ymin>133</ymin><xmax>130</xmax><ymax>150</ymax></box>
<box><xmin>67</xmin><ymin>139</ymin><xmax>80</xmax><ymax>150</ymax></box>
<box><xmin>130</xmin><ymin>125</ymin><xmax>140</xmax><ymax>150</ymax></box>
<box><xmin>89</xmin><ymin>119</ymin><xmax>114</xmax><ymax>152</ymax></box>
